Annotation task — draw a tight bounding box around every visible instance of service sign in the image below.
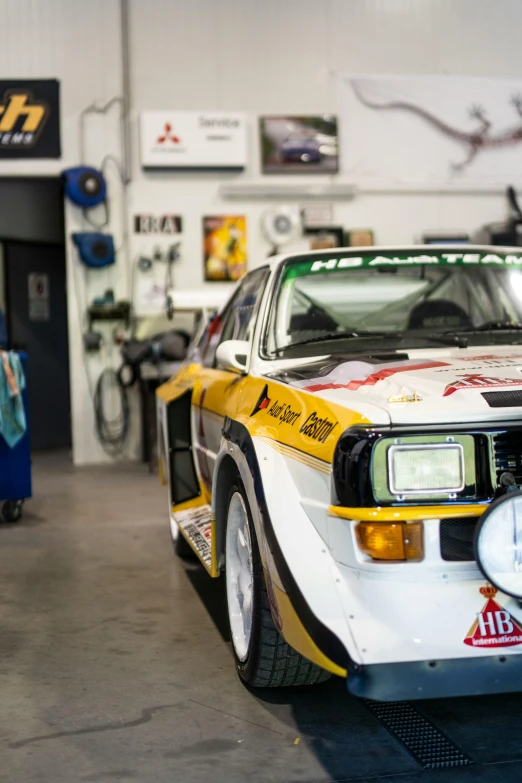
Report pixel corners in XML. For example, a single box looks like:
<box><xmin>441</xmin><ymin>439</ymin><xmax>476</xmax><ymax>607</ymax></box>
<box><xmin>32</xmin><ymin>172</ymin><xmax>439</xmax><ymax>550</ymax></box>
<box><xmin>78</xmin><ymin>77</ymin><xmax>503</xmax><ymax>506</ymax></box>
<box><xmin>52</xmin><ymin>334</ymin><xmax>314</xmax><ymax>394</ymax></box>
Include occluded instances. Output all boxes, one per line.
<box><xmin>0</xmin><ymin>80</ymin><xmax>60</xmax><ymax>158</ymax></box>
<box><xmin>139</xmin><ymin>111</ymin><xmax>247</xmax><ymax>169</ymax></box>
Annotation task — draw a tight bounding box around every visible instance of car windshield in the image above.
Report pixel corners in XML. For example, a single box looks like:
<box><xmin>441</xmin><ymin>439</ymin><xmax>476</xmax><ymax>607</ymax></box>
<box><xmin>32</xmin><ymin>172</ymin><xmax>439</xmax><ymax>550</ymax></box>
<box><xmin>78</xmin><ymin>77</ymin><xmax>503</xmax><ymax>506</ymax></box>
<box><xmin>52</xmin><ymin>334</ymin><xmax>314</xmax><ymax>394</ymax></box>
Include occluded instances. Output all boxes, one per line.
<box><xmin>266</xmin><ymin>248</ymin><xmax>522</xmax><ymax>356</ymax></box>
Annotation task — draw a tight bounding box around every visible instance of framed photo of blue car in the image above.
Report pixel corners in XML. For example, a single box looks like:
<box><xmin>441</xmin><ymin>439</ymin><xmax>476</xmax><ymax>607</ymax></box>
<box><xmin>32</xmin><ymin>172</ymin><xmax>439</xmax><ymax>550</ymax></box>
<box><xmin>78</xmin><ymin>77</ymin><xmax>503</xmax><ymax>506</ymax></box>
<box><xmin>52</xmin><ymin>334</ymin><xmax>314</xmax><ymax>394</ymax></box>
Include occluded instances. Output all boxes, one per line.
<box><xmin>260</xmin><ymin>115</ymin><xmax>339</xmax><ymax>174</ymax></box>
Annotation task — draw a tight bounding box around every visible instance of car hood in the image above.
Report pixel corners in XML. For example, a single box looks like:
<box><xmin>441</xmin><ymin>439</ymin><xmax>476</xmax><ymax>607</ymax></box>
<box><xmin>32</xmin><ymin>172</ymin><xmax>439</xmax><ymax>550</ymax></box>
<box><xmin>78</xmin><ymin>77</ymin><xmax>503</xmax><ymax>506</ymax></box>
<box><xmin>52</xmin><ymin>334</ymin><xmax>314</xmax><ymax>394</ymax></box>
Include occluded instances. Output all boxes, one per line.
<box><xmin>276</xmin><ymin>346</ymin><xmax>522</xmax><ymax>425</ymax></box>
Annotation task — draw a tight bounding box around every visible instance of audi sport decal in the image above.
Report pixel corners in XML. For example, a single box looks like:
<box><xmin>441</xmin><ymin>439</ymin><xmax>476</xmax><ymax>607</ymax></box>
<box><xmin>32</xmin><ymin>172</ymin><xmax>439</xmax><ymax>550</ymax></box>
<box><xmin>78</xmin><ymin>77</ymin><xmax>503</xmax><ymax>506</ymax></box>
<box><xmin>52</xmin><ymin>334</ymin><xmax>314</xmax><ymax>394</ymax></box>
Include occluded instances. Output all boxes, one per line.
<box><xmin>443</xmin><ymin>374</ymin><xmax>522</xmax><ymax>396</ymax></box>
<box><xmin>267</xmin><ymin>400</ymin><xmax>301</xmax><ymax>426</ymax></box>
<box><xmin>464</xmin><ymin>585</ymin><xmax>522</xmax><ymax>648</ymax></box>
<box><xmin>250</xmin><ymin>385</ymin><xmax>302</xmax><ymax>426</ymax></box>
<box><xmin>250</xmin><ymin>384</ymin><xmax>271</xmax><ymax>416</ymax></box>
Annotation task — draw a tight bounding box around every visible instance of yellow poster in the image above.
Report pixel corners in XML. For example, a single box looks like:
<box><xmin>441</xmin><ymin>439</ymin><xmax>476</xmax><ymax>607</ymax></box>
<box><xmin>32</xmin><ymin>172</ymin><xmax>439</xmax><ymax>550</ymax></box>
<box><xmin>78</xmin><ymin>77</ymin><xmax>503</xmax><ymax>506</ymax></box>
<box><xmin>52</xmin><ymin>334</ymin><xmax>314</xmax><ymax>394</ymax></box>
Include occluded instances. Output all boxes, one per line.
<box><xmin>203</xmin><ymin>215</ymin><xmax>247</xmax><ymax>282</ymax></box>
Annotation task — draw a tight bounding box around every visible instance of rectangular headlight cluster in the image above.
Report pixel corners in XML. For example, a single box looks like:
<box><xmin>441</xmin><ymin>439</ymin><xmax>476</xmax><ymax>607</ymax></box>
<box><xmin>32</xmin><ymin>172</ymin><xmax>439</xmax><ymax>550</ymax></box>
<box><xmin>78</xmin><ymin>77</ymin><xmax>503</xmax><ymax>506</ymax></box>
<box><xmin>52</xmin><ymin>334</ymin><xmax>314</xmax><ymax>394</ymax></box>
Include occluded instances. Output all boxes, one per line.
<box><xmin>370</xmin><ymin>434</ymin><xmax>474</xmax><ymax>502</ymax></box>
<box><xmin>388</xmin><ymin>443</ymin><xmax>464</xmax><ymax>496</ymax></box>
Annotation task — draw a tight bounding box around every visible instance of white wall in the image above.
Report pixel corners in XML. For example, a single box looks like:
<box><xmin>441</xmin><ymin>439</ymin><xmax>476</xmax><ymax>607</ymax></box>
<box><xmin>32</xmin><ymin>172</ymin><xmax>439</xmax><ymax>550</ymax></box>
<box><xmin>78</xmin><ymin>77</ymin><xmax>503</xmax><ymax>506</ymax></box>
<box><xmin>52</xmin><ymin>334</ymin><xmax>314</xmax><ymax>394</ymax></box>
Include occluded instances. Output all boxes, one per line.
<box><xmin>0</xmin><ymin>0</ymin><xmax>132</xmax><ymax>464</ymax></box>
<box><xmin>2</xmin><ymin>0</ymin><xmax>522</xmax><ymax>464</ymax></box>
<box><xmin>128</xmin><ymin>0</ymin><xmax>522</xmax><ymax>266</ymax></box>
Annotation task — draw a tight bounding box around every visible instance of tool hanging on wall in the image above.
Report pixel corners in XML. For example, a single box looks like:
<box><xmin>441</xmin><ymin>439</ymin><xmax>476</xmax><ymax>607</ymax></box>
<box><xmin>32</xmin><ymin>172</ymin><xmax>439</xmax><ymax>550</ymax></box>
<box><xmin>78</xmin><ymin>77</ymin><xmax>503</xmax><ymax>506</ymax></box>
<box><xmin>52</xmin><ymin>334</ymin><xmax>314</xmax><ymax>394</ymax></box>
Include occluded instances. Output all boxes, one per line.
<box><xmin>88</xmin><ymin>292</ymin><xmax>131</xmax><ymax>330</ymax></box>
<box><xmin>164</xmin><ymin>243</ymin><xmax>180</xmax><ymax>320</ymax></box>
<box><xmin>83</xmin><ymin>331</ymin><xmax>103</xmax><ymax>353</ymax></box>
<box><xmin>63</xmin><ymin>166</ymin><xmax>110</xmax><ymax>228</ymax></box>
<box><xmin>72</xmin><ymin>94</ymin><xmax>133</xmax><ymax>458</ymax></box>
<box><xmin>63</xmin><ymin>166</ymin><xmax>107</xmax><ymax>208</ymax></box>
<box><xmin>71</xmin><ymin>226</ymin><xmax>132</xmax><ymax>456</ymax></box>
<box><xmin>72</xmin><ymin>233</ymin><xmax>115</xmax><ymax>268</ymax></box>
<box><xmin>134</xmin><ymin>242</ymin><xmax>181</xmax><ymax>320</ymax></box>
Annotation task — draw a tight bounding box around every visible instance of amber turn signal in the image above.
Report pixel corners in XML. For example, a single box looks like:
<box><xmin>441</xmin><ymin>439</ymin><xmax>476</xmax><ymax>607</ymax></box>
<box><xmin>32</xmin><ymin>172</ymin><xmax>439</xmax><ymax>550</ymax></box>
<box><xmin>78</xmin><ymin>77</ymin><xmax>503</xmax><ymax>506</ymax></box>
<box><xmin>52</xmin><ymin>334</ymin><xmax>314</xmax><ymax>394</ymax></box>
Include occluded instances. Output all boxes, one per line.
<box><xmin>355</xmin><ymin>521</ymin><xmax>424</xmax><ymax>561</ymax></box>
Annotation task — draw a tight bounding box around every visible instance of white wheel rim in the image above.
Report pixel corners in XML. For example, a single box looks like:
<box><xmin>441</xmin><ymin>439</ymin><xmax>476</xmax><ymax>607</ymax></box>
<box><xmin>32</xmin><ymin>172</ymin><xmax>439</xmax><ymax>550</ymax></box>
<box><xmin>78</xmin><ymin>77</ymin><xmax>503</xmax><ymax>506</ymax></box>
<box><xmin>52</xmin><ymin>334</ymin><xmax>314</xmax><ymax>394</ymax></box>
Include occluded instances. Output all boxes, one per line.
<box><xmin>226</xmin><ymin>491</ymin><xmax>253</xmax><ymax>662</ymax></box>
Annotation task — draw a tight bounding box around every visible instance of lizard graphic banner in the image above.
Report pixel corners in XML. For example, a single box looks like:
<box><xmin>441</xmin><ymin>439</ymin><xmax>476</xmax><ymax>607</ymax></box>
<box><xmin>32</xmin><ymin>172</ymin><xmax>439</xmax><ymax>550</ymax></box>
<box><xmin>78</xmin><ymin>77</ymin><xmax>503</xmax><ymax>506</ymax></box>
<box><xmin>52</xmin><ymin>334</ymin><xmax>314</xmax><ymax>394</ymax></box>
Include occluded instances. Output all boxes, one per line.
<box><xmin>338</xmin><ymin>74</ymin><xmax>522</xmax><ymax>188</ymax></box>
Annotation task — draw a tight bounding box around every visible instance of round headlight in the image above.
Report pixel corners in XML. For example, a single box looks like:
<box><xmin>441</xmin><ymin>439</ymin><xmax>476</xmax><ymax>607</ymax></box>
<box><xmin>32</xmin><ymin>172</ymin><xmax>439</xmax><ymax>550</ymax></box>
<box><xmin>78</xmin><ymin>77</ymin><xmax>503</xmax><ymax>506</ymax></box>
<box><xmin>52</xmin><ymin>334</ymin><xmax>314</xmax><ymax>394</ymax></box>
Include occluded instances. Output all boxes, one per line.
<box><xmin>475</xmin><ymin>490</ymin><xmax>522</xmax><ymax>598</ymax></box>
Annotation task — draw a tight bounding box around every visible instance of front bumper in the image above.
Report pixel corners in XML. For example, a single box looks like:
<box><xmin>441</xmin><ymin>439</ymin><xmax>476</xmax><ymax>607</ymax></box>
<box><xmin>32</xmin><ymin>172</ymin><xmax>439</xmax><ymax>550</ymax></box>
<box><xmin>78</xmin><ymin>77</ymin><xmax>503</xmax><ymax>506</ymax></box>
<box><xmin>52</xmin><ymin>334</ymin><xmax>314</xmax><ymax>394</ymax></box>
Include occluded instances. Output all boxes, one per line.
<box><xmin>348</xmin><ymin>653</ymin><xmax>522</xmax><ymax>701</ymax></box>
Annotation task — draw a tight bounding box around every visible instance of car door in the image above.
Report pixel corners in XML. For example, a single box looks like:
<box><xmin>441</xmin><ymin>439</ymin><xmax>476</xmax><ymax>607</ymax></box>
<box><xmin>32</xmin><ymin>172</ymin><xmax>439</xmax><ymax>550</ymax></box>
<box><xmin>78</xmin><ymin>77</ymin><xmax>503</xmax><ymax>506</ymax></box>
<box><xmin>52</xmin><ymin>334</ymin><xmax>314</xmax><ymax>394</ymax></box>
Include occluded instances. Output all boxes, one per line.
<box><xmin>192</xmin><ymin>267</ymin><xmax>270</xmax><ymax>495</ymax></box>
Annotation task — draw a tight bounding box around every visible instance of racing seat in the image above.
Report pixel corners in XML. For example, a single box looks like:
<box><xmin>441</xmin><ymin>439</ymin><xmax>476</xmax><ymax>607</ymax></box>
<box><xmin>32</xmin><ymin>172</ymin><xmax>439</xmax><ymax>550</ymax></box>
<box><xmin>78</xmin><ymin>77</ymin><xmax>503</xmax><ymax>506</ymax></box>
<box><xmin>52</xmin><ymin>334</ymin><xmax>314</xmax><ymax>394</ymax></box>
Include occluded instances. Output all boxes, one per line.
<box><xmin>289</xmin><ymin>310</ymin><xmax>338</xmax><ymax>333</ymax></box>
<box><xmin>288</xmin><ymin>310</ymin><xmax>339</xmax><ymax>345</ymax></box>
<box><xmin>407</xmin><ymin>299</ymin><xmax>472</xmax><ymax>330</ymax></box>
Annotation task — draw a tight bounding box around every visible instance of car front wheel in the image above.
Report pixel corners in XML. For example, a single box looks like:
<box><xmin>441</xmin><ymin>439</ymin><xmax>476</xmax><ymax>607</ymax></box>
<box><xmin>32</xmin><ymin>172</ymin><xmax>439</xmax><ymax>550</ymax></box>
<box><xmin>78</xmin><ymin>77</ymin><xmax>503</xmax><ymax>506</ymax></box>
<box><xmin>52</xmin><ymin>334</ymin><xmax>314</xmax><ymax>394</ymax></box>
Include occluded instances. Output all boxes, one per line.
<box><xmin>225</xmin><ymin>479</ymin><xmax>330</xmax><ymax>688</ymax></box>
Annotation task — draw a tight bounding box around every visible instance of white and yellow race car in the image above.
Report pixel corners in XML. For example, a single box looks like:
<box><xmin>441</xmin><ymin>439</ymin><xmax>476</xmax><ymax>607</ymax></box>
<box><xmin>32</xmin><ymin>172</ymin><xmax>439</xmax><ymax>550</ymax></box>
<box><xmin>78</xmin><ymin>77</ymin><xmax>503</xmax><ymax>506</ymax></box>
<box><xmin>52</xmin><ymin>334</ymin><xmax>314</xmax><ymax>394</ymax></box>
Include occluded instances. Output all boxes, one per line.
<box><xmin>157</xmin><ymin>245</ymin><xmax>522</xmax><ymax>700</ymax></box>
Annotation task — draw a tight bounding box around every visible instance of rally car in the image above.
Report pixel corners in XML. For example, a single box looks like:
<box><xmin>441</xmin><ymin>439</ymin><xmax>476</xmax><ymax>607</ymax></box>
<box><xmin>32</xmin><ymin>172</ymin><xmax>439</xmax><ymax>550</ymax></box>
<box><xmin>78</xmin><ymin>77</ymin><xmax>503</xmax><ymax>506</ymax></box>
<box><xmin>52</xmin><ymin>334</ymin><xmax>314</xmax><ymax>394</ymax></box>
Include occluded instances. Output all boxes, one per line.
<box><xmin>280</xmin><ymin>131</ymin><xmax>322</xmax><ymax>163</ymax></box>
<box><xmin>157</xmin><ymin>245</ymin><xmax>522</xmax><ymax>701</ymax></box>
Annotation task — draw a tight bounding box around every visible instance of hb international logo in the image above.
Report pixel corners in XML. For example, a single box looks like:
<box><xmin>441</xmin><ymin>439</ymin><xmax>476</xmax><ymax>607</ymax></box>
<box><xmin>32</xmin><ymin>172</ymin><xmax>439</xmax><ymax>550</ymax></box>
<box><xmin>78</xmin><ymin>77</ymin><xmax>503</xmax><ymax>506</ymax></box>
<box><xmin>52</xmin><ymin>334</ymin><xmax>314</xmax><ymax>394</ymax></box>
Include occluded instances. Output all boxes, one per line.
<box><xmin>0</xmin><ymin>90</ymin><xmax>49</xmax><ymax>148</ymax></box>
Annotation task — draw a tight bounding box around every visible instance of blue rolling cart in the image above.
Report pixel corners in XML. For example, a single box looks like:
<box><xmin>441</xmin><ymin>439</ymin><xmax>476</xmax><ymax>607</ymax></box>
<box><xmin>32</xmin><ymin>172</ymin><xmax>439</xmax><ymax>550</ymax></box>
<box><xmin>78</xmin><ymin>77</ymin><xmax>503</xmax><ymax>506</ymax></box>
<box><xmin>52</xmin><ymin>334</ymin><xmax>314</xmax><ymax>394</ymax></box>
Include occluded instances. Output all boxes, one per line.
<box><xmin>0</xmin><ymin>352</ymin><xmax>31</xmax><ymax>522</ymax></box>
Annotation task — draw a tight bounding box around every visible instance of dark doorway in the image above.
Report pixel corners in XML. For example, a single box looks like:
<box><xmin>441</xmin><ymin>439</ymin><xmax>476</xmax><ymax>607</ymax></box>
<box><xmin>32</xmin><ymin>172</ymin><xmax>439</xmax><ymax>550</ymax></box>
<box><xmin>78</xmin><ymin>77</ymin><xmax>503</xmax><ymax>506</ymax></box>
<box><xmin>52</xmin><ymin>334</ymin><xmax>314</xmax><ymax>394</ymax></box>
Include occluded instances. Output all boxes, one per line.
<box><xmin>0</xmin><ymin>176</ymin><xmax>70</xmax><ymax>452</ymax></box>
<box><xmin>4</xmin><ymin>241</ymin><xmax>71</xmax><ymax>451</ymax></box>
<box><xmin>0</xmin><ymin>177</ymin><xmax>64</xmax><ymax>244</ymax></box>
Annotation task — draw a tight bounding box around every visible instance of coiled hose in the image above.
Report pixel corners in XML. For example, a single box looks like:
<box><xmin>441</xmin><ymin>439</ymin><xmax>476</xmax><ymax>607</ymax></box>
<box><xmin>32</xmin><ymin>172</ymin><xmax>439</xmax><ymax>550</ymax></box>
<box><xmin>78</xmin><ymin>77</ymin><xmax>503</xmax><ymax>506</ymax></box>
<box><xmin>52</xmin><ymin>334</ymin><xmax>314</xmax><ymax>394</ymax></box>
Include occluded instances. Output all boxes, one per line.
<box><xmin>93</xmin><ymin>368</ymin><xmax>130</xmax><ymax>454</ymax></box>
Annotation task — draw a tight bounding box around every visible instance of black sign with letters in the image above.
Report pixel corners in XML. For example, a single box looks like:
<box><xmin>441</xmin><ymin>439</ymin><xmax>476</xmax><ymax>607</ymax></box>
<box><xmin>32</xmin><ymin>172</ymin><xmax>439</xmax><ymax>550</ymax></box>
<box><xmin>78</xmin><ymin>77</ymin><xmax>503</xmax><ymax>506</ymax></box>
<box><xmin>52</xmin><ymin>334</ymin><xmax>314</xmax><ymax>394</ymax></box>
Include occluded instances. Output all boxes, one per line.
<box><xmin>134</xmin><ymin>214</ymin><xmax>182</xmax><ymax>234</ymax></box>
<box><xmin>0</xmin><ymin>79</ymin><xmax>60</xmax><ymax>158</ymax></box>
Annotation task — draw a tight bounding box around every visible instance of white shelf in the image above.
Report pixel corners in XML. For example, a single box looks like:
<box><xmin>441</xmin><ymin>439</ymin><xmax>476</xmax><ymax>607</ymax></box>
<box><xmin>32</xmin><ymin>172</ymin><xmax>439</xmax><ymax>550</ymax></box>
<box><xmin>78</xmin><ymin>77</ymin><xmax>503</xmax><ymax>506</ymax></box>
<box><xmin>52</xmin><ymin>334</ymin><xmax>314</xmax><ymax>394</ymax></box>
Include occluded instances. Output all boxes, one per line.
<box><xmin>219</xmin><ymin>183</ymin><xmax>357</xmax><ymax>200</ymax></box>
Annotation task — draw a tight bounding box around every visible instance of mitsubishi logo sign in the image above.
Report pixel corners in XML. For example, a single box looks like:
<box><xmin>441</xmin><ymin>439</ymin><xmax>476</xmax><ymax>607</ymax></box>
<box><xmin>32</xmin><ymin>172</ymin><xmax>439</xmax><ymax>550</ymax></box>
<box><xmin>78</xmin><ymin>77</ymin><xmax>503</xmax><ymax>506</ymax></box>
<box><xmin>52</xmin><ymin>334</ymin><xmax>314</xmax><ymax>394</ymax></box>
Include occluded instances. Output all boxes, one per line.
<box><xmin>140</xmin><ymin>110</ymin><xmax>246</xmax><ymax>169</ymax></box>
<box><xmin>156</xmin><ymin>122</ymin><xmax>181</xmax><ymax>145</ymax></box>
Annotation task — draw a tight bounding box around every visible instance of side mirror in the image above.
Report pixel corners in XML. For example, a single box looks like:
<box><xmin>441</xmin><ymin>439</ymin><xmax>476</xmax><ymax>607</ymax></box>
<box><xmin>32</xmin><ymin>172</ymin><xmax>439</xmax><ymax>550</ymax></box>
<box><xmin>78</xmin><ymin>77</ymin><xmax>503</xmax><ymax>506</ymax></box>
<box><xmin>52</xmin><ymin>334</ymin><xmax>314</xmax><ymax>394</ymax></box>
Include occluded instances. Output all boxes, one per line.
<box><xmin>215</xmin><ymin>340</ymin><xmax>249</xmax><ymax>373</ymax></box>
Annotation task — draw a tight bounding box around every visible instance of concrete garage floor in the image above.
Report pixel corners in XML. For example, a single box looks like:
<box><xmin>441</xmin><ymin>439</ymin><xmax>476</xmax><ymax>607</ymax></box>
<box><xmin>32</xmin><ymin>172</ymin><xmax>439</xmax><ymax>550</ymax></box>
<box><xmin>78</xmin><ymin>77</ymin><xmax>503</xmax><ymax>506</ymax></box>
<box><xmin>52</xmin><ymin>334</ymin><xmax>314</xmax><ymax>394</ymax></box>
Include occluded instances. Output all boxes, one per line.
<box><xmin>1</xmin><ymin>455</ymin><xmax>522</xmax><ymax>782</ymax></box>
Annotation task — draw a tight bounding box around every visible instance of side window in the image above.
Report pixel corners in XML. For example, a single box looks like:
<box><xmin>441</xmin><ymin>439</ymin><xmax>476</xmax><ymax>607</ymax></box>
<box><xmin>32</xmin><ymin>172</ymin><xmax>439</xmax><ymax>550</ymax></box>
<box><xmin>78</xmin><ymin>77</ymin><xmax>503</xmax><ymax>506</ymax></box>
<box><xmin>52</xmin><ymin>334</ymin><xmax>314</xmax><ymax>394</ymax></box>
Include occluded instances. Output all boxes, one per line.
<box><xmin>195</xmin><ymin>312</ymin><xmax>223</xmax><ymax>368</ymax></box>
<box><xmin>218</xmin><ymin>268</ymin><xmax>270</xmax><ymax>347</ymax></box>
<box><xmin>198</xmin><ymin>268</ymin><xmax>269</xmax><ymax>368</ymax></box>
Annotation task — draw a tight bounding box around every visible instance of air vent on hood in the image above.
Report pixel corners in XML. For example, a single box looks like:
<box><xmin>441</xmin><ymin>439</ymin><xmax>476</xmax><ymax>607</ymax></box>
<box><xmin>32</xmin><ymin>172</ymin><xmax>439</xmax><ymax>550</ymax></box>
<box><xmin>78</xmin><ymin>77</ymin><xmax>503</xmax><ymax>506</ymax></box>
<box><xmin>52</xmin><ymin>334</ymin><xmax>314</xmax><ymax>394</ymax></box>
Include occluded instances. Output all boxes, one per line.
<box><xmin>482</xmin><ymin>390</ymin><xmax>522</xmax><ymax>407</ymax></box>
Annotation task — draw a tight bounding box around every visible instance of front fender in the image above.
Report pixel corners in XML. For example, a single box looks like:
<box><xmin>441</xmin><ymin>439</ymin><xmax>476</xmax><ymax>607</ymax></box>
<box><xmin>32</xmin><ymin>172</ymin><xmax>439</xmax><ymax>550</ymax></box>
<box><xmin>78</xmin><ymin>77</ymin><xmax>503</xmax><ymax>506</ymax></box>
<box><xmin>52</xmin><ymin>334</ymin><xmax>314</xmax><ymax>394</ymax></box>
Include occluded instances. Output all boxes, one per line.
<box><xmin>212</xmin><ymin>436</ymin><xmax>265</xmax><ymax>574</ymax></box>
<box><xmin>216</xmin><ymin>417</ymin><xmax>354</xmax><ymax>676</ymax></box>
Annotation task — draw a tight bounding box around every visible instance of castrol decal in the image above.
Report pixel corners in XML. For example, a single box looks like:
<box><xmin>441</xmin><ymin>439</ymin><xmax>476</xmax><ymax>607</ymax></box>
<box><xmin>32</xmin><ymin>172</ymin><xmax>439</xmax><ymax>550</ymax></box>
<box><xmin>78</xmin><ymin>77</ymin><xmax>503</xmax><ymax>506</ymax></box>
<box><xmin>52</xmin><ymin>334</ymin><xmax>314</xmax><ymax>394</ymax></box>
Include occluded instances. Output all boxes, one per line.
<box><xmin>464</xmin><ymin>585</ymin><xmax>522</xmax><ymax>648</ymax></box>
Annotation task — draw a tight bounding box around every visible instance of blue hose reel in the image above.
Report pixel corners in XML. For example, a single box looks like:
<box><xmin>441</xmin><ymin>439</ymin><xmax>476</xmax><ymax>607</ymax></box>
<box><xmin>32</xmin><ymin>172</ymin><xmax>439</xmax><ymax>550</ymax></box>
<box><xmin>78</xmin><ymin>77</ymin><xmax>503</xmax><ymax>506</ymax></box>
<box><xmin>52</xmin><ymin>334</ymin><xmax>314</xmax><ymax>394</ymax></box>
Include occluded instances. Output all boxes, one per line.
<box><xmin>63</xmin><ymin>166</ymin><xmax>107</xmax><ymax>208</ymax></box>
<box><xmin>72</xmin><ymin>233</ymin><xmax>115</xmax><ymax>269</ymax></box>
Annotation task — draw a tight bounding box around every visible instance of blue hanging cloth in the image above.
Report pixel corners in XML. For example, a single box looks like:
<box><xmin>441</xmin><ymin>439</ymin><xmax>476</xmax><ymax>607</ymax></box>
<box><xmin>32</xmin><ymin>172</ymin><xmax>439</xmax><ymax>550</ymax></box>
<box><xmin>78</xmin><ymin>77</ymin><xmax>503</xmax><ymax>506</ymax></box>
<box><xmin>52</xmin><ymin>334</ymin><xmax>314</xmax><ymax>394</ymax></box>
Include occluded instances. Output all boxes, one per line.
<box><xmin>0</xmin><ymin>351</ymin><xmax>27</xmax><ymax>448</ymax></box>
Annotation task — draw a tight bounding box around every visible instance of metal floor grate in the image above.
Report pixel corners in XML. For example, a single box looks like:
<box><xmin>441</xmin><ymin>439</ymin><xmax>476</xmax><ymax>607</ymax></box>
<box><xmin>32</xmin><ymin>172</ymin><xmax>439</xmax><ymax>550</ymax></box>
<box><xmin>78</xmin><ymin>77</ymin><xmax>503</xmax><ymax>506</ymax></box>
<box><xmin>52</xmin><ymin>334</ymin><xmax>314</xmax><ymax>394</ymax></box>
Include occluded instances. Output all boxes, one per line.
<box><xmin>363</xmin><ymin>700</ymin><xmax>473</xmax><ymax>769</ymax></box>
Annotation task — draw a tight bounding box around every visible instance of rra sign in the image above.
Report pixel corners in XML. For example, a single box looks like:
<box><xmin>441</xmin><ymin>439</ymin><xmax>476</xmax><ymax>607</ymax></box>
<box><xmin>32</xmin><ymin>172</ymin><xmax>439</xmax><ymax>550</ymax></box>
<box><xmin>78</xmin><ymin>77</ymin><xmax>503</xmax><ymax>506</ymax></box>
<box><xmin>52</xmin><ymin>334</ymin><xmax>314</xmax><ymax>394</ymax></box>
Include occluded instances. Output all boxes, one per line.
<box><xmin>134</xmin><ymin>214</ymin><xmax>182</xmax><ymax>234</ymax></box>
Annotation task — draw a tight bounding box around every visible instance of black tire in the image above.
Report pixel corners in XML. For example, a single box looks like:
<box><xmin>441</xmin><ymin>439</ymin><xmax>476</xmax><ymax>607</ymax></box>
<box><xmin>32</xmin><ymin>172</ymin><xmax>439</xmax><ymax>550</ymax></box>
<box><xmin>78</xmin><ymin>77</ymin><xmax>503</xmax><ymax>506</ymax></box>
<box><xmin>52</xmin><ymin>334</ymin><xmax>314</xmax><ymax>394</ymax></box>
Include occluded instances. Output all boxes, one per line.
<box><xmin>2</xmin><ymin>500</ymin><xmax>22</xmax><ymax>523</ymax></box>
<box><xmin>225</xmin><ymin>480</ymin><xmax>331</xmax><ymax>688</ymax></box>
